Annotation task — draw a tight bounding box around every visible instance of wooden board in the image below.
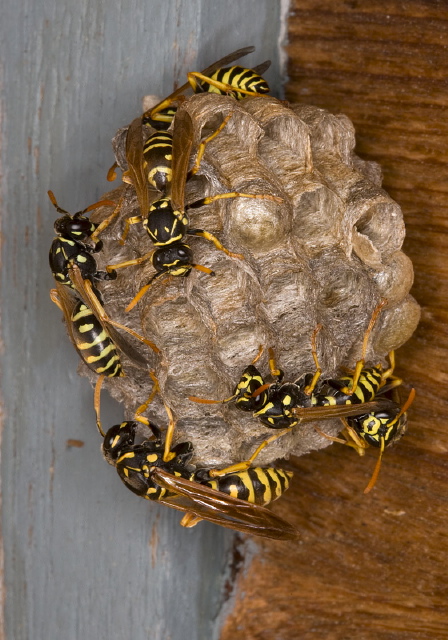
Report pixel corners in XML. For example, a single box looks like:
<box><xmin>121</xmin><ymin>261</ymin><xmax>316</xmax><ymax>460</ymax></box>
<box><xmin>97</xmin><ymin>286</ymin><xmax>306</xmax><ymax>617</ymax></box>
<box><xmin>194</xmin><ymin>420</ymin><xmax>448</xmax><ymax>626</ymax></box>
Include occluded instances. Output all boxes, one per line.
<box><xmin>0</xmin><ymin>2</ymin><xmax>282</xmax><ymax>639</ymax></box>
<box><xmin>220</xmin><ymin>2</ymin><xmax>448</xmax><ymax>639</ymax></box>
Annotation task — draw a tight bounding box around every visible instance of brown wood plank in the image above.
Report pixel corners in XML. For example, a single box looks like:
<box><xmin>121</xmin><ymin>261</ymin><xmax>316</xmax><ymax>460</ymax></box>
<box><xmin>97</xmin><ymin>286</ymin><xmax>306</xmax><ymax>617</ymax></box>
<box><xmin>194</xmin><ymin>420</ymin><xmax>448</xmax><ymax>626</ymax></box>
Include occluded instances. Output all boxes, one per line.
<box><xmin>221</xmin><ymin>2</ymin><xmax>448</xmax><ymax>638</ymax></box>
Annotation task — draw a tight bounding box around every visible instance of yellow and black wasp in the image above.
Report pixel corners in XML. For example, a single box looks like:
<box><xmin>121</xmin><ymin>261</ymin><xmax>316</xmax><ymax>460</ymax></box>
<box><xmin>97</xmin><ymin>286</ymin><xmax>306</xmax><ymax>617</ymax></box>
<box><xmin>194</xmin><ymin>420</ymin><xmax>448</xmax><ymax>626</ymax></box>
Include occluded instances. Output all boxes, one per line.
<box><xmin>101</xmin><ymin>376</ymin><xmax>298</xmax><ymax>540</ymax></box>
<box><xmin>48</xmin><ymin>190</ymin><xmax>120</xmax><ymax>289</ymax></box>
<box><xmin>190</xmin><ymin>301</ymin><xmax>415</xmax><ymax>492</ymax></box>
<box><xmin>50</xmin><ymin>262</ymin><xmax>159</xmax><ymax>431</ymax></box>
<box><xmin>142</xmin><ymin>45</ymin><xmax>271</xmax><ymax>130</ymax></box>
<box><xmin>107</xmin><ymin>107</ymin><xmax>282</xmax><ymax>311</ymax></box>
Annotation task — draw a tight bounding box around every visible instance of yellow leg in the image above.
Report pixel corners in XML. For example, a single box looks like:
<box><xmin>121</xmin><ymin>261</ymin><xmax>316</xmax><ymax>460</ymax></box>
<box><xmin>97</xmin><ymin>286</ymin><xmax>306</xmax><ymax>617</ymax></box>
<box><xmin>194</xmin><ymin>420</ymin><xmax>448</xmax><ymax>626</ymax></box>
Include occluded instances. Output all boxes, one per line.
<box><xmin>90</xmin><ymin>197</ymin><xmax>123</xmax><ymax>245</ymax></box>
<box><xmin>188</xmin><ymin>229</ymin><xmax>244</xmax><ymax>260</ymax></box>
<box><xmin>194</xmin><ymin>192</ymin><xmax>283</xmax><ymax>208</ymax></box>
<box><xmin>266</xmin><ymin>347</ymin><xmax>281</xmax><ymax>379</ymax></box>
<box><xmin>304</xmin><ymin>324</ymin><xmax>323</xmax><ymax>396</ymax></box>
<box><xmin>180</xmin><ymin>513</ymin><xmax>203</xmax><ymax>528</ymax></box>
<box><xmin>189</xmin><ymin>112</ymin><xmax>234</xmax><ymax>176</ymax></box>
<box><xmin>106</xmin><ymin>250</ymin><xmax>154</xmax><ymax>274</ymax></box>
<box><xmin>208</xmin><ymin>428</ymin><xmax>292</xmax><ymax>477</ymax></box>
<box><xmin>144</xmin><ymin>94</ymin><xmax>185</xmax><ymax>124</ymax></box>
<box><xmin>133</xmin><ymin>372</ymin><xmax>161</xmax><ymax>426</ymax></box>
<box><xmin>363</xmin><ymin>439</ymin><xmax>386</xmax><ymax>495</ymax></box>
<box><xmin>342</xmin><ymin>299</ymin><xmax>387</xmax><ymax>395</ymax></box>
<box><xmin>313</xmin><ymin>419</ymin><xmax>368</xmax><ymax>456</ymax></box>
<box><xmin>49</xmin><ymin>289</ymin><xmax>64</xmax><ymax>312</ymax></box>
<box><xmin>94</xmin><ymin>374</ymin><xmax>106</xmax><ymax>436</ymax></box>
<box><xmin>120</xmin><ymin>215</ymin><xmax>143</xmax><ymax>244</ymax></box>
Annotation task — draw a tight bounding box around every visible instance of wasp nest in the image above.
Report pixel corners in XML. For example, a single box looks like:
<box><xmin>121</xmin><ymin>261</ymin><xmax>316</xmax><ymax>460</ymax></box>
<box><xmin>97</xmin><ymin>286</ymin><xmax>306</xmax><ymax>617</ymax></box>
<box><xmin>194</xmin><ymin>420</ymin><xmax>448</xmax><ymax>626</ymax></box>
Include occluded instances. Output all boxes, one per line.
<box><xmin>88</xmin><ymin>93</ymin><xmax>420</xmax><ymax>470</ymax></box>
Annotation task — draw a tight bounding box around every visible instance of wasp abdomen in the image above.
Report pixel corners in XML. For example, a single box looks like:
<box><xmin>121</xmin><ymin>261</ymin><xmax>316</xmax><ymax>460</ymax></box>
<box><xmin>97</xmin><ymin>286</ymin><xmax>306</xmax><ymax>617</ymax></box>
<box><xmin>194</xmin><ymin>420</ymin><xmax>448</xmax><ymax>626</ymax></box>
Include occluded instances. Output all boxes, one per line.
<box><xmin>200</xmin><ymin>467</ymin><xmax>293</xmax><ymax>506</ymax></box>
<box><xmin>71</xmin><ymin>300</ymin><xmax>123</xmax><ymax>377</ymax></box>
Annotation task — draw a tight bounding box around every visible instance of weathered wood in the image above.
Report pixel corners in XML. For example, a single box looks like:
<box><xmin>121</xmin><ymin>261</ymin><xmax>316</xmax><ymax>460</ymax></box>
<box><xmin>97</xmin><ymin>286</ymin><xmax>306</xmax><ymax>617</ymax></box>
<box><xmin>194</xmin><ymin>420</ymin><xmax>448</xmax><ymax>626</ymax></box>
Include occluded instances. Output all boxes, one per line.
<box><xmin>0</xmin><ymin>2</ymin><xmax>282</xmax><ymax>639</ymax></box>
<box><xmin>221</xmin><ymin>3</ymin><xmax>448</xmax><ymax>639</ymax></box>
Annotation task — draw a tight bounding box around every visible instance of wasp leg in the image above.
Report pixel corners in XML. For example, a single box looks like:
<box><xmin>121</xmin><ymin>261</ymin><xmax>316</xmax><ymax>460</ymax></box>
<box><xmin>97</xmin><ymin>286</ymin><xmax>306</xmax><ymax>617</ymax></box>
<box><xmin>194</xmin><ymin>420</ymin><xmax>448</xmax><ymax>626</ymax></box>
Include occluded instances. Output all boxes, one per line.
<box><xmin>187</xmin><ymin>228</ymin><xmax>244</xmax><ymax>260</ymax></box>
<box><xmin>188</xmin><ymin>192</ymin><xmax>283</xmax><ymax>213</ymax></box>
<box><xmin>125</xmin><ymin>262</ymin><xmax>215</xmax><ymax>313</ymax></box>
<box><xmin>304</xmin><ymin>324</ymin><xmax>323</xmax><ymax>396</ymax></box>
<box><xmin>90</xmin><ymin>197</ymin><xmax>123</xmax><ymax>245</ymax></box>
<box><xmin>314</xmin><ymin>419</ymin><xmax>368</xmax><ymax>456</ymax></box>
<box><xmin>187</xmin><ymin>71</ymin><xmax>269</xmax><ymax>98</ymax></box>
<box><xmin>180</xmin><ymin>513</ymin><xmax>203</xmax><ymax>528</ymax></box>
<box><xmin>133</xmin><ymin>371</ymin><xmax>161</xmax><ymax>425</ymax></box>
<box><xmin>267</xmin><ymin>347</ymin><xmax>282</xmax><ymax>380</ymax></box>
<box><xmin>120</xmin><ymin>215</ymin><xmax>144</xmax><ymax>244</ymax></box>
<box><xmin>106</xmin><ymin>250</ymin><xmax>154</xmax><ymax>274</ymax></box>
<box><xmin>94</xmin><ymin>374</ymin><xmax>106</xmax><ymax>436</ymax></box>
<box><xmin>341</xmin><ymin>299</ymin><xmax>388</xmax><ymax>395</ymax></box>
<box><xmin>144</xmin><ymin>94</ymin><xmax>186</xmax><ymax>125</ymax></box>
<box><xmin>189</xmin><ymin>112</ymin><xmax>234</xmax><ymax>176</ymax></box>
<box><xmin>132</xmin><ymin>371</ymin><xmax>176</xmax><ymax>463</ymax></box>
<box><xmin>208</xmin><ymin>428</ymin><xmax>292</xmax><ymax>478</ymax></box>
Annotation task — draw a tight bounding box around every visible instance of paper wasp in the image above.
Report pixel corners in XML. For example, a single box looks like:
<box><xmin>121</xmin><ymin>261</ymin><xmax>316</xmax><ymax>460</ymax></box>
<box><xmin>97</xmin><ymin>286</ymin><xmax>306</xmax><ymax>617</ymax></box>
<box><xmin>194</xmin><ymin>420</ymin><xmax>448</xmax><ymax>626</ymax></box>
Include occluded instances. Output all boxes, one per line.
<box><xmin>142</xmin><ymin>45</ymin><xmax>271</xmax><ymax>130</ymax></box>
<box><xmin>48</xmin><ymin>190</ymin><xmax>120</xmax><ymax>289</ymax></box>
<box><xmin>190</xmin><ymin>301</ymin><xmax>415</xmax><ymax>492</ymax></box>
<box><xmin>50</xmin><ymin>263</ymin><xmax>159</xmax><ymax>431</ymax></box>
<box><xmin>101</xmin><ymin>376</ymin><xmax>298</xmax><ymax>540</ymax></box>
<box><xmin>107</xmin><ymin>107</ymin><xmax>282</xmax><ymax>311</ymax></box>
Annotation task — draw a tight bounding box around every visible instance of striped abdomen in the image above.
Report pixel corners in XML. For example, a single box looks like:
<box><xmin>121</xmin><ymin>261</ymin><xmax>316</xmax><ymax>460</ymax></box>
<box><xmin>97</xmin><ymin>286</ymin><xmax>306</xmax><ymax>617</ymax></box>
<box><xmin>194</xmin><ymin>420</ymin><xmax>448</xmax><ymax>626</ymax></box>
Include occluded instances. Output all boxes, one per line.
<box><xmin>314</xmin><ymin>367</ymin><xmax>383</xmax><ymax>406</ymax></box>
<box><xmin>202</xmin><ymin>467</ymin><xmax>293</xmax><ymax>506</ymax></box>
<box><xmin>71</xmin><ymin>300</ymin><xmax>123</xmax><ymax>377</ymax></box>
<box><xmin>202</xmin><ymin>65</ymin><xmax>270</xmax><ymax>98</ymax></box>
<box><xmin>143</xmin><ymin>131</ymin><xmax>173</xmax><ymax>193</ymax></box>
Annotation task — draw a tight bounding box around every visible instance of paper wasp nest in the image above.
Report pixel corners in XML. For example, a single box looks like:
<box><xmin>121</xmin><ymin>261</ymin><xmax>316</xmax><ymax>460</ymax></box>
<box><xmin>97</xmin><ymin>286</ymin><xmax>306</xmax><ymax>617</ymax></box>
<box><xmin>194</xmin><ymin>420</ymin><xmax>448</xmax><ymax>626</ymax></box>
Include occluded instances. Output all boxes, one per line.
<box><xmin>89</xmin><ymin>94</ymin><xmax>420</xmax><ymax>469</ymax></box>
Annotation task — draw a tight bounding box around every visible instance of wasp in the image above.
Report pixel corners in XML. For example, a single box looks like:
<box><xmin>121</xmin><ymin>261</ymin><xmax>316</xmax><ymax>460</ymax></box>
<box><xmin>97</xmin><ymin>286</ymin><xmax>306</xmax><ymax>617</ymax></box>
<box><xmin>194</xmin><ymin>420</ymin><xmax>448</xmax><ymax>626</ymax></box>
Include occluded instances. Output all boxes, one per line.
<box><xmin>142</xmin><ymin>45</ymin><xmax>271</xmax><ymax>130</ymax></box>
<box><xmin>190</xmin><ymin>301</ymin><xmax>415</xmax><ymax>492</ymax></box>
<box><xmin>50</xmin><ymin>263</ymin><xmax>159</xmax><ymax>431</ymax></box>
<box><xmin>48</xmin><ymin>191</ymin><xmax>120</xmax><ymax>290</ymax></box>
<box><xmin>101</xmin><ymin>376</ymin><xmax>298</xmax><ymax>540</ymax></box>
<box><xmin>107</xmin><ymin>108</ymin><xmax>282</xmax><ymax>311</ymax></box>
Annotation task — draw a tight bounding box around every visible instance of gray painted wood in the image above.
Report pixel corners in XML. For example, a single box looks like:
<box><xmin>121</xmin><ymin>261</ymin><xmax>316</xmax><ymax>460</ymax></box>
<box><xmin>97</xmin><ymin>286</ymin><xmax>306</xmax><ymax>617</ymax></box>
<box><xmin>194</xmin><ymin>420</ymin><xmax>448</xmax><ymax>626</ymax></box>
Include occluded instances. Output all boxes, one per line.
<box><xmin>0</xmin><ymin>1</ymin><xmax>282</xmax><ymax>638</ymax></box>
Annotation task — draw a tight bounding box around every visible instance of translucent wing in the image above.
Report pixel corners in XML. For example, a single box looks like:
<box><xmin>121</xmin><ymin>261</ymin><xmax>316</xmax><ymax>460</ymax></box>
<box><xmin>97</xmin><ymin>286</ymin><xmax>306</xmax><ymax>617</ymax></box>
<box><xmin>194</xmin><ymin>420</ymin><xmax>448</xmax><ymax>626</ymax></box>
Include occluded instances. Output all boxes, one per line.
<box><xmin>292</xmin><ymin>398</ymin><xmax>399</xmax><ymax>421</ymax></box>
<box><xmin>50</xmin><ymin>281</ymin><xmax>83</xmax><ymax>351</ymax></box>
<box><xmin>67</xmin><ymin>264</ymin><xmax>153</xmax><ymax>366</ymax></box>
<box><xmin>125</xmin><ymin>116</ymin><xmax>151</xmax><ymax>216</ymax></box>
<box><xmin>252</xmin><ymin>60</ymin><xmax>271</xmax><ymax>75</ymax></box>
<box><xmin>170</xmin><ymin>109</ymin><xmax>195</xmax><ymax>212</ymax></box>
<box><xmin>143</xmin><ymin>46</ymin><xmax>257</xmax><ymax>121</ymax></box>
<box><xmin>152</xmin><ymin>468</ymin><xmax>299</xmax><ymax>541</ymax></box>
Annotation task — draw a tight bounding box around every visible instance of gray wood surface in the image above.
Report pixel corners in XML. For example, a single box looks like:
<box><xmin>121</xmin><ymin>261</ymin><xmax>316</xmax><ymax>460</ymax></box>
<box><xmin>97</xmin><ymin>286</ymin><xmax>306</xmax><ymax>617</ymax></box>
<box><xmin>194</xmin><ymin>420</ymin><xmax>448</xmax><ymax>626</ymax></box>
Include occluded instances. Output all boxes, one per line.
<box><xmin>0</xmin><ymin>2</ymin><xmax>282</xmax><ymax>638</ymax></box>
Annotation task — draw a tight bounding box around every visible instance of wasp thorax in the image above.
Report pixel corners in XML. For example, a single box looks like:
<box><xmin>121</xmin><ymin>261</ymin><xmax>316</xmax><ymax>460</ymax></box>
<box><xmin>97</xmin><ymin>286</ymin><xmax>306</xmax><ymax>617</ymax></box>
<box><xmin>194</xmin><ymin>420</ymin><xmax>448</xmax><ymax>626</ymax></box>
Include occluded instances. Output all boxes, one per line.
<box><xmin>54</xmin><ymin>215</ymin><xmax>95</xmax><ymax>240</ymax></box>
<box><xmin>88</xmin><ymin>92</ymin><xmax>419</xmax><ymax>471</ymax></box>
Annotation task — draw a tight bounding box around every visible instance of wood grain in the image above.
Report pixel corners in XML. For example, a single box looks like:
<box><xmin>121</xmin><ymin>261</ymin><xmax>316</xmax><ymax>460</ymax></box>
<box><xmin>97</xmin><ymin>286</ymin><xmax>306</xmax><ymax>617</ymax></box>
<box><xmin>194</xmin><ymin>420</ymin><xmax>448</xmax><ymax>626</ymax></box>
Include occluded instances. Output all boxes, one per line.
<box><xmin>220</xmin><ymin>3</ymin><xmax>448</xmax><ymax>638</ymax></box>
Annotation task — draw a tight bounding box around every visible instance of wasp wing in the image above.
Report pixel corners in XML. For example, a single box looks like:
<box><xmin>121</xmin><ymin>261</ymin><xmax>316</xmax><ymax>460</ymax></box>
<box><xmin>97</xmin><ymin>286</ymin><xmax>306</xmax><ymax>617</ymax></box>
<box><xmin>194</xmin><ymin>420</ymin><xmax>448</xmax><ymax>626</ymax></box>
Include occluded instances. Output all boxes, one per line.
<box><xmin>50</xmin><ymin>281</ymin><xmax>84</xmax><ymax>355</ymax></box>
<box><xmin>67</xmin><ymin>264</ymin><xmax>151</xmax><ymax>367</ymax></box>
<box><xmin>125</xmin><ymin>116</ymin><xmax>153</xmax><ymax>216</ymax></box>
<box><xmin>170</xmin><ymin>109</ymin><xmax>195</xmax><ymax>212</ymax></box>
<box><xmin>292</xmin><ymin>398</ymin><xmax>400</xmax><ymax>421</ymax></box>
<box><xmin>152</xmin><ymin>468</ymin><xmax>299</xmax><ymax>541</ymax></box>
<box><xmin>252</xmin><ymin>60</ymin><xmax>271</xmax><ymax>75</ymax></box>
<box><xmin>143</xmin><ymin>46</ymin><xmax>257</xmax><ymax>121</ymax></box>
